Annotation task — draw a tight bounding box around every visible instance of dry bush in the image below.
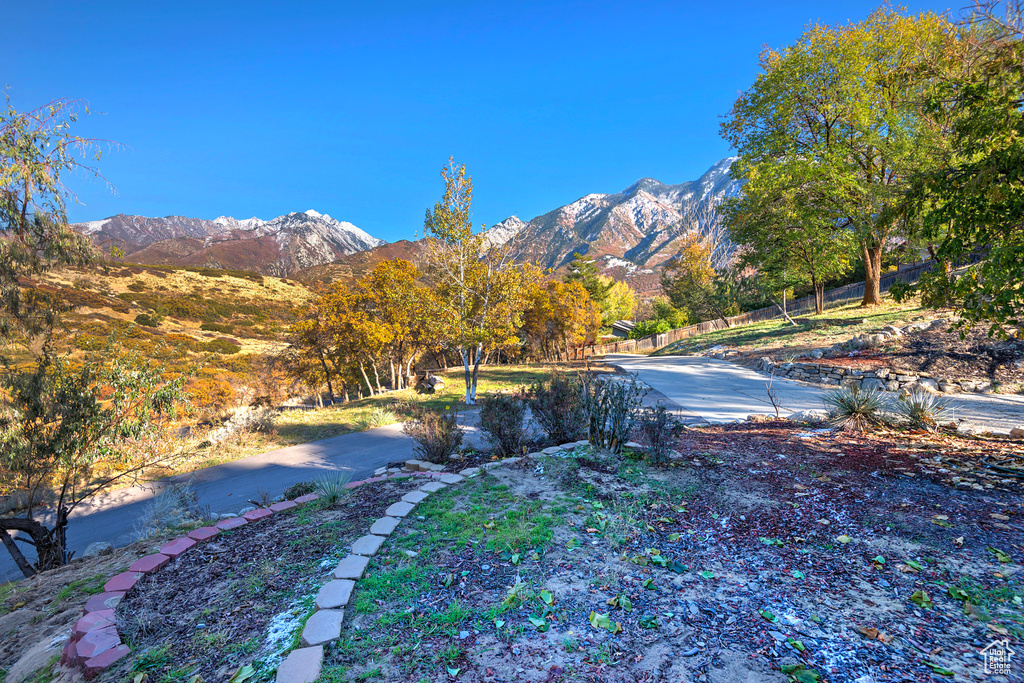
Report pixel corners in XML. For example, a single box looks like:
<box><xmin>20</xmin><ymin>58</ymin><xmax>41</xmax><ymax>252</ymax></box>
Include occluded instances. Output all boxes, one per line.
<box><xmin>403</xmin><ymin>409</ymin><xmax>464</xmax><ymax>464</ymax></box>
<box><xmin>480</xmin><ymin>394</ymin><xmax>527</xmax><ymax>456</ymax></box>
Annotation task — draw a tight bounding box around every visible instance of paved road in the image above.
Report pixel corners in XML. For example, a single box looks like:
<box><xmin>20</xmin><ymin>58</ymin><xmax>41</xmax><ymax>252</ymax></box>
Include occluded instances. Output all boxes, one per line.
<box><xmin>605</xmin><ymin>354</ymin><xmax>1024</xmax><ymax>430</ymax></box>
<box><xmin>1</xmin><ymin>424</ymin><xmax>422</xmax><ymax>583</ymax></box>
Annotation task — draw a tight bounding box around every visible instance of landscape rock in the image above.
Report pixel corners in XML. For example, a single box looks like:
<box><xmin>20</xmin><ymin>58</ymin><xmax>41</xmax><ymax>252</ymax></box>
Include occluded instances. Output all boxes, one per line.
<box><xmin>419</xmin><ymin>482</ymin><xmax>447</xmax><ymax>493</ymax></box>
<box><xmin>1010</xmin><ymin>426</ymin><xmax>1024</xmax><ymax>440</ymax></box>
<box><xmin>276</xmin><ymin>645</ymin><xmax>324</xmax><ymax>683</ymax></box>
<box><xmin>369</xmin><ymin>516</ymin><xmax>401</xmax><ymax>536</ymax></box>
<box><xmin>334</xmin><ymin>554</ymin><xmax>371</xmax><ymax>580</ymax></box>
<box><xmin>351</xmin><ymin>534</ymin><xmax>386</xmax><ymax>557</ymax></box>
<box><xmin>809</xmin><ymin>349</ymin><xmax>824</xmax><ymax>359</ymax></box>
<box><xmin>301</xmin><ymin>609</ymin><xmax>344</xmax><ymax>647</ymax></box>
<box><xmin>315</xmin><ymin>579</ymin><xmax>355</xmax><ymax>610</ymax></box>
<box><xmin>787</xmin><ymin>409</ymin><xmax>830</xmax><ymax>424</ymax></box>
<box><xmin>861</xmin><ymin>378</ymin><xmax>886</xmax><ymax>392</ymax></box>
<box><xmin>82</xmin><ymin>542</ymin><xmax>113</xmax><ymax>559</ymax></box>
<box><xmin>385</xmin><ymin>501</ymin><xmax>416</xmax><ymax>518</ymax></box>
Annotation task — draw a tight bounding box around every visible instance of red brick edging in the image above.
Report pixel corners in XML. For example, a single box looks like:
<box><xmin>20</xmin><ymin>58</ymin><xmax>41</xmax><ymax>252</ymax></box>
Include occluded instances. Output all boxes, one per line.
<box><xmin>59</xmin><ymin>476</ymin><xmax>427</xmax><ymax>678</ymax></box>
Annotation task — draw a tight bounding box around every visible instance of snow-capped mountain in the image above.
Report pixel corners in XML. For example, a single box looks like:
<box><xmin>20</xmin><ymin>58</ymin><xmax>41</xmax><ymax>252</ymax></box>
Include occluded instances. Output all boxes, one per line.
<box><xmin>482</xmin><ymin>216</ymin><xmax>528</xmax><ymax>249</ymax></box>
<box><xmin>503</xmin><ymin>157</ymin><xmax>742</xmax><ymax>277</ymax></box>
<box><xmin>75</xmin><ymin>210</ymin><xmax>384</xmax><ymax>276</ymax></box>
<box><xmin>312</xmin><ymin>158</ymin><xmax>743</xmax><ymax>293</ymax></box>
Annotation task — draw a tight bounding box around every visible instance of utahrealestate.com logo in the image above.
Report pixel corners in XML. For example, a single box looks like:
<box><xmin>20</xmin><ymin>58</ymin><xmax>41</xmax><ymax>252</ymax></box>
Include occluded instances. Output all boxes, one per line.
<box><xmin>980</xmin><ymin>639</ymin><xmax>1015</xmax><ymax>676</ymax></box>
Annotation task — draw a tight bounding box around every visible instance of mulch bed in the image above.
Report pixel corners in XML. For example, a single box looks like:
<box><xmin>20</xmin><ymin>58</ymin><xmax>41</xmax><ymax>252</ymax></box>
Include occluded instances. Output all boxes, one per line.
<box><xmin>105</xmin><ymin>476</ymin><xmax>424</xmax><ymax>681</ymax></box>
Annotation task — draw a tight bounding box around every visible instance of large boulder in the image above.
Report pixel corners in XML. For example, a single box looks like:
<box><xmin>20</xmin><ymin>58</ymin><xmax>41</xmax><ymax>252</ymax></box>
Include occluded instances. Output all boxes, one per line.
<box><xmin>82</xmin><ymin>542</ymin><xmax>113</xmax><ymax>558</ymax></box>
<box><xmin>861</xmin><ymin>378</ymin><xmax>887</xmax><ymax>392</ymax></box>
<box><xmin>787</xmin><ymin>409</ymin><xmax>830</xmax><ymax>424</ymax></box>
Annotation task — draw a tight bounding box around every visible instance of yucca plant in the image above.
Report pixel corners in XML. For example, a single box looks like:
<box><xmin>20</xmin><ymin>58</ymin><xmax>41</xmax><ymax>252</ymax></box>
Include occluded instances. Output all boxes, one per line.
<box><xmin>822</xmin><ymin>385</ymin><xmax>887</xmax><ymax>432</ymax></box>
<box><xmin>892</xmin><ymin>388</ymin><xmax>953</xmax><ymax>430</ymax></box>
<box><xmin>314</xmin><ymin>472</ymin><xmax>353</xmax><ymax>506</ymax></box>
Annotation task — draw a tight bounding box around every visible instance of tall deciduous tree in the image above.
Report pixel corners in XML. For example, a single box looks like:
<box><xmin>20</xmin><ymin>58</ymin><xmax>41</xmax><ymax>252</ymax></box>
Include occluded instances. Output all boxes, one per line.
<box><xmin>660</xmin><ymin>232</ymin><xmax>736</xmax><ymax>326</ymax></box>
<box><xmin>723</xmin><ymin>171</ymin><xmax>854</xmax><ymax>314</ymax></box>
<box><xmin>2</xmin><ymin>97</ymin><xmax>184</xmax><ymax>577</ymax></box>
<box><xmin>721</xmin><ymin>8</ymin><xmax>957</xmax><ymax>306</ymax></box>
<box><xmin>907</xmin><ymin>1</ymin><xmax>1024</xmax><ymax>333</ymax></box>
<box><xmin>423</xmin><ymin>158</ymin><xmax>532</xmax><ymax>404</ymax></box>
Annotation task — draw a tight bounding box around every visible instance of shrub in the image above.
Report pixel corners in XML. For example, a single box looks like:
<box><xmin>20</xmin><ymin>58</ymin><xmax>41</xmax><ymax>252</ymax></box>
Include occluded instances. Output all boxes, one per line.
<box><xmin>135</xmin><ymin>312</ymin><xmax>163</xmax><ymax>328</ymax></box>
<box><xmin>127</xmin><ymin>281</ymin><xmax>147</xmax><ymax>292</ymax></box>
<box><xmin>526</xmin><ymin>373</ymin><xmax>586</xmax><ymax>444</ymax></box>
<box><xmin>283</xmin><ymin>480</ymin><xmax>317</xmax><ymax>499</ymax></box>
<box><xmin>403</xmin><ymin>408</ymin><xmax>464</xmax><ymax>464</ymax></box>
<box><xmin>480</xmin><ymin>393</ymin><xmax>527</xmax><ymax>456</ymax></box>
<box><xmin>134</xmin><ymin>480</ymin><xmax>209</xmax><ymax>541</ymax></box>
<box><xmin>578</xmin><ymin>373</ymin><xmax>647</xmax><ymax>454</ymax></box>
<box><xmin>823</xmin><ymin>385</ymin><xmax>887</xmax><ymax>432</ymax></box>
<box><xmin>314</xmin><ymin>473</ymin><xmax>352</xmax><ymax>506</ymax></box>
<box><xmin>628</xmin><ymin>318</ymin><xmax>672</xmax><ymax>339</ymax></box>
<box><xmin>200</xmin><ymin>322</ymin><xmax>235</xmax><ymax>334</ymax></box>
<box><xmin>892</xmin><ymin>388</ymin><xmax>953</xmax><ymax>430</ymax></box>
<box><xmin>203</xmin><ymin>338</ymin><xmax>241</xmax><ymax>355</ymax></box>
<box><xmin>634</xmin><ymin>405</ymin><xmax>674</xmax><ymax>465</ymax></box>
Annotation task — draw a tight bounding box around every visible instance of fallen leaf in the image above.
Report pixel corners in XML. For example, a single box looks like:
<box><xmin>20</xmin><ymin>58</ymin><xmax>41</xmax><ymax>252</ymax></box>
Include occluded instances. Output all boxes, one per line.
<box><xmin>835</xmin><ymin>535</ymin><xmax>852</xmax><ymax>544</ymax></box>
<box><xmin>988</xmin><ymin>623</ymin><xmax>1009</xmax><ymax>636</ymax></box>
<box><xmin>857</xmin><ymin>626</ymin><xmax>880</xmax><ymax>640</ymax></box>
<box><xmin>987</xmin><ymin>546</ymin><xmax>1012</xmax><ymax>563</ymax></box>
<box><xmin>924</xmin><ymin>663</ymin><xmax>954</xmax><ymax>676</ymax></box>
<box><xmin>910</xmin><ymin>590</ymin><xmax>935</xmax><ymax>609</ymax></box>
<box><xmin>228</xmin><ymin>667</ymin><xmax>255</xmax><ymax>683</ymax></box>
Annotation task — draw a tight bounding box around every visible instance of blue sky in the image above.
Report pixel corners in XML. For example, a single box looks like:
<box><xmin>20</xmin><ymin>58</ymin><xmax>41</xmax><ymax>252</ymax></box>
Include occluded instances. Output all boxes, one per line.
<box><xmin>5</xmin><ymin>1</ymin><xmax>955</xmax><ymax>242</ymax></box>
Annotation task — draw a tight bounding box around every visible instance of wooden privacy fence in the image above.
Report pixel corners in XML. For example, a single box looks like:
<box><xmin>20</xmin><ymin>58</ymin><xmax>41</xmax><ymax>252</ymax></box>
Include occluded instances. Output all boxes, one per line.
<box><xmin>583</xmin><ymin>261</ymin><xmax>937</xmax><ymax>358</ymax></box>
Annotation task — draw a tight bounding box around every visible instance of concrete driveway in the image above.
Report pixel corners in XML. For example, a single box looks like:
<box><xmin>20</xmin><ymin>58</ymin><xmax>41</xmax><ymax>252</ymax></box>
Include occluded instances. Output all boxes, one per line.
<box><xmin>605</xmin><ymin>354</ymin><xmax>1024</xmax><ymax>430</ymax></box>
<box><xmin>1</xmin><ymin>423</ymin><xmax>425</xmax><ymax>583</ymax></box>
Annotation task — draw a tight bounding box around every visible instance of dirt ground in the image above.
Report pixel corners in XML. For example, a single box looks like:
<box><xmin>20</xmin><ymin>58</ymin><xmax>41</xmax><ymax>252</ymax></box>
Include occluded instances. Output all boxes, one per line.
<box><xmin>331</xmin><ymin>424</ymin><xmax>1024</xmax><ymax>683</ymax></box>
<box><xmin>797</xmin><ymin>326</ymin><xmax>1024</xmax><ymax>390</ymax></box>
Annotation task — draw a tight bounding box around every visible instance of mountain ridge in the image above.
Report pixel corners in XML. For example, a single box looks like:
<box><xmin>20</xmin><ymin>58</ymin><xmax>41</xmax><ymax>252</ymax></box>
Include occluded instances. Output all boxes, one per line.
<box><xmin>75</xmin><ymin>209</ymin><xmax>384</xmax><ymax>277</ymax></box>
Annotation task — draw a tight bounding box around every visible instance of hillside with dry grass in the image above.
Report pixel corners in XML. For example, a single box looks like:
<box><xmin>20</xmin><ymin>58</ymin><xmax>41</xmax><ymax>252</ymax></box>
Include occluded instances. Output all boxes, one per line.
<box><xmin>23</xmin><ymin>263</ymin><xmax>315</xmax><ymax>414</ymax></box>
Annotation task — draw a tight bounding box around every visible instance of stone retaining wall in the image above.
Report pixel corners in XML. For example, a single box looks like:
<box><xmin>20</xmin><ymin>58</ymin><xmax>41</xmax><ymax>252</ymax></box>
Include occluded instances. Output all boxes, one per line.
<box><xmin>755</xmin><ymin>357</ymin><xmax>995</xmax><ymax>395</ymax></box>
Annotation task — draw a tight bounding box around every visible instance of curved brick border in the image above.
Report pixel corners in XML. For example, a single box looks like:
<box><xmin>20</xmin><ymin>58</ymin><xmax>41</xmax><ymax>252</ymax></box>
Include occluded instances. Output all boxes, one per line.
<box><xmin>60</xmin><ymin>492</ymin><xmax>321</xmax><ymax>678</ymax></box>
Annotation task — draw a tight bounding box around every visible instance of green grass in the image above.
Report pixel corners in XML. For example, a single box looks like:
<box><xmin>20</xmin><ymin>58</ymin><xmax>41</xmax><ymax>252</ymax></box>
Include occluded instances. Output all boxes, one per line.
<box><xmin>652</xmin><ymin>299</ymin><xmax>930</xmax><ymax>357</ymax></box>
<box><xmin>47</xmin><ymin>574</ymin><xmax>108</xmax><ymax>614</ymax></box>
<box><xmin>23</xmin><ymin>655</ymin><xmax>60</xmax><ymax>683</ymax></box>
<box><xmin>271</xmin><ymin>363</ymin><xmax>560</xmax><ymax>446</ymax></box>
